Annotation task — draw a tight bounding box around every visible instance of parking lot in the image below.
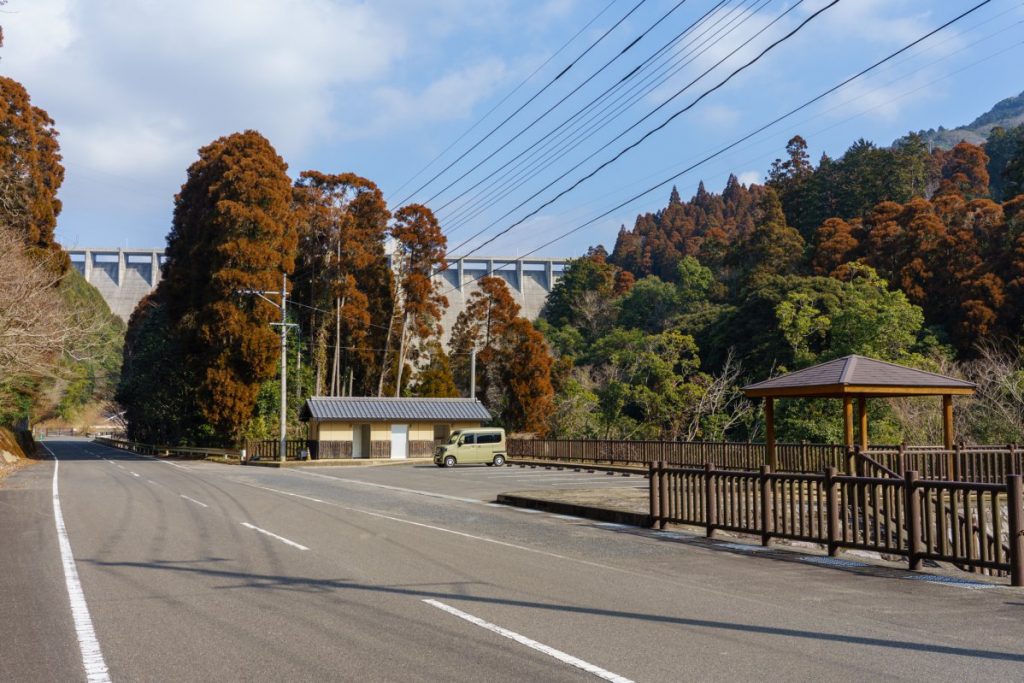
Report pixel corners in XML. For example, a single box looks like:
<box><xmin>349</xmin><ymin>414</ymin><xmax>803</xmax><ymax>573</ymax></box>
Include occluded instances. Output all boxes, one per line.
<box><xmin>291</xmin><ymin>461</ymin><xmax>646</xmax><ymax>503</ymax></box>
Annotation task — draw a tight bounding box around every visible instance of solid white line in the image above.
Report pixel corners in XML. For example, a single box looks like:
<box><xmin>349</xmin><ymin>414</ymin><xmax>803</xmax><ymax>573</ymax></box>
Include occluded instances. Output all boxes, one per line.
<box><xmin>296</xmin><ymin>470</ymin><xmax>482</xmax><ymax>504</ymax></box>
<box><xmin>180</xmin><ymin>494</ymin><xmax>209</xmax><ymax>508</ymax></box>
<box><xmin>423</xmin><ymin>599</ymin><xmax>633</xmax><ymax>683</ymax></box>
<box><xmin>46</xmin><ymin>447</ymin><xmax>112</xmax><ymax>683</ymax></box>
<box><xmin>240</xmin><ymin>522</ymin><xmax>309</xmax><ymax>551</ymax></box>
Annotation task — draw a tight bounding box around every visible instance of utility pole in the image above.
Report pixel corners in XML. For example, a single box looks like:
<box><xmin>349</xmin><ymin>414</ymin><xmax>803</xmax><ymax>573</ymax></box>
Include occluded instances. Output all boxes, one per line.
<box><xmin>238</xmin><ymin>274</ymin><xmax>296</xmax><ymax>462</ymax></box>
<box><xmin>470</xmin><ymin>348</ymin><xmax>476</xmax><ymax>400</ymax></box>
<box><xmin>277</xmin><ymin>273</ymin><xmax>287</xmax><ymax>462</ymax></box>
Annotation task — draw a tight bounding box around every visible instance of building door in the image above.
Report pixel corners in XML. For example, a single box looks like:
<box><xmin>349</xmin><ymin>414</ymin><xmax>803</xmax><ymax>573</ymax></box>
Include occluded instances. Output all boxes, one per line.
<box><xmin>390</xmin><ymin>424</ymin><xmax>408</xmax><ymax>459</ymax></box>
<box><xmin>352</xmin><ymin>424</ymin><xmax>370</xmax><ymax>459</ymax></box>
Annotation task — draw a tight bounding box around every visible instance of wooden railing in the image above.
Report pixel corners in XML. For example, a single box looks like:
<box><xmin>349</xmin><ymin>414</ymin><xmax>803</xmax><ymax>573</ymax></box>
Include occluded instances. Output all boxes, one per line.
<box><xmin>648</xmin><ymin>462</ymin><xmax>1024</xmax><ymax>586</ymax></box>
<box><xmin>508</xmin><ymin>439</ymin><xmax>844</xmax><ymax>473</ymax></box>
<box><xmin>865</xmin><ymin>444</ymin><xmax>1022</xmax><ymax>484</ymax></box>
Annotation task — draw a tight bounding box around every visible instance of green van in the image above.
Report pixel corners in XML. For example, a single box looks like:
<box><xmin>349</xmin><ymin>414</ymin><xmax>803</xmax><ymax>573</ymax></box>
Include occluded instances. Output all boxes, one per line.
<box><xmin>434</xmin><ymin>428</ymin><xmax>507</xmax><ymax>467</ymax></box>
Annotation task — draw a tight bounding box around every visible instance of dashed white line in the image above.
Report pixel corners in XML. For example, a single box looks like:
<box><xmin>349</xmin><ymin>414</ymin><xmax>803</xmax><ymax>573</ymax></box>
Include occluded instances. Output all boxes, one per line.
<box><xmin>44</xmin><ymin>445</ymin><xmax>111</xmax><ymax>683</ymax></box>
<box><xmin>129</xmin><ymin>472</ymin><xmax>140</xmax><ymax>478</ymax></box>
<box><xmin>240</xmin><ymin>522</ymin><xmax>309</xmax><ymax>551</ymax></box>
<box><xmin>424</xmin><ymin>599</ymin><xmax>633</xmax><ymax>683</ymax></box>
<box><xmin>180</xmin><ymin>494</ymin><xmax>209</xmax><ymax>508</ymax></box>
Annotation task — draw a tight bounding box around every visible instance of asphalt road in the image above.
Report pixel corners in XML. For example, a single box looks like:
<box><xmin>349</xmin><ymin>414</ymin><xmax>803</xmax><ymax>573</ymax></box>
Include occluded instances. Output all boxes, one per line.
<box><xmin>2</xmin><ymin>438</ymin><xmax>1023</xmax><ymax>682</ymax></box>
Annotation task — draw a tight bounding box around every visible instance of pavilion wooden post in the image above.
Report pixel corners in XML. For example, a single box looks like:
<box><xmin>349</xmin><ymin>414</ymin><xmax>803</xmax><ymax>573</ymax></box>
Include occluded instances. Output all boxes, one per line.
<box><xmin>764</xmin><ymin>398</ymin><xmax>777</xmax><ymax>471</ymax></box>
<box><xmin>857</xmin><ymin>396</ymin><xmax>868</xmax><ymax>451</ymax></box>
<box><xmin>942</xmin><ymin>394</ymin><xmax>954</xmax><ymax>450</ymax></box>
<box><xmin>842</xmin><ymin>396</ymin><xmax>854</xmax><ymax>448</ymax></box>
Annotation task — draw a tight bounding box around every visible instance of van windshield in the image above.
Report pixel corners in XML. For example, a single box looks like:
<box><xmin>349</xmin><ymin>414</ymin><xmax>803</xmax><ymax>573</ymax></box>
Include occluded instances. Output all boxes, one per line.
<box><xmin>447</xmin><ymin>433</ymin><xmax>461</xmax><ymax>444</ymax></box>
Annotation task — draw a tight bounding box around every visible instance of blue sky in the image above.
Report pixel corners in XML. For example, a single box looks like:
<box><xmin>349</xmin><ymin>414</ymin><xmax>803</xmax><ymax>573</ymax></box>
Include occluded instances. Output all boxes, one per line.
<box><xmin>3</xmin><ymin>0</ymin><xmax>1023</xmax><ymax>258</ymax></box>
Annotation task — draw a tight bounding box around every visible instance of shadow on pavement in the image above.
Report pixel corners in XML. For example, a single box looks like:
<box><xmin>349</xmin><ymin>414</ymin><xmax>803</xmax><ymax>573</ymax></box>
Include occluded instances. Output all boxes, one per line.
<box><xmin>86</xmin><ymin>558</ymin><xmax>1024</xmax><ymax>663</ymax></box>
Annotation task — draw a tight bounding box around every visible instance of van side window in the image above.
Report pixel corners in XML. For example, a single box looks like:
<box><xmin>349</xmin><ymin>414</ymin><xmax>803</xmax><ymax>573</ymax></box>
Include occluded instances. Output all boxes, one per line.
<box><xmin>462</xmin><ymin>434</ymin><xmax>476</xmax><ymax>445</ymax></box>
<box><xmin>478</xmin><ymin>433</ymin><xmax>501</xmax><ymax>444</ymax></box>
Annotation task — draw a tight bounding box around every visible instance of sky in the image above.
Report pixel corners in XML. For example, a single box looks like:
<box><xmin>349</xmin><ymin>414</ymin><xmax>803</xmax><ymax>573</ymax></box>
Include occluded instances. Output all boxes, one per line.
<box><xmin>2</xmin><ymin>0</ymin><xmax>1023</xmax><ymax>259</ymax></box>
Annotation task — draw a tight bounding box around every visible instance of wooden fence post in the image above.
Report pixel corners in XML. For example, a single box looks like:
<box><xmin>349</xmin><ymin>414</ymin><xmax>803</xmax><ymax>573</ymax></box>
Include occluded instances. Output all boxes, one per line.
<box><xmin>658</xmin><ymin>461</ymin><xmax>669</xmax><ymax>530</ymax></box>
<box><xmin>704</xmin><ymin>463</ymin><xmax>716</xmax><ymax>539</ymax></box>
<box><xmin>953</xmin><ymin>443</ymin><xmax>962</xmax><ymax>482</ymax></box>
<box><xmin>649</xmin><ymin>462</ymin><xmax>660</xmax><ymax>529</ymax></box>
<box><xmin>826</xmin><ymin>467</ymin><xmax>839</xmax><ymax>557</ymax></box>
<box><xmin>760</xmin><ymin>465</ymin><xmax>772</xmax><ymax>547</ymax></box>
<box><xmin>906</xmin><ymin>470</ymin><xmax>922</xmax><ymax>571</ymax></box>
<box><xmin>1008</xmin><ymin>474</ymin><xmax>1024</xmax><ymax>588</ymax></box>
<box><xmin>897</xmin><ymin>443</ymin><xmax>906</xmax><ymax>475</ymax></box>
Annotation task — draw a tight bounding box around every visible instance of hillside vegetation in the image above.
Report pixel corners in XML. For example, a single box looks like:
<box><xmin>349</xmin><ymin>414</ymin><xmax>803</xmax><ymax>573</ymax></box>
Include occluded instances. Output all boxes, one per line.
<box><xmin>540</xmin><ymin>113</ymin><xmax>1024</xmax><ymax>445</ymax></box>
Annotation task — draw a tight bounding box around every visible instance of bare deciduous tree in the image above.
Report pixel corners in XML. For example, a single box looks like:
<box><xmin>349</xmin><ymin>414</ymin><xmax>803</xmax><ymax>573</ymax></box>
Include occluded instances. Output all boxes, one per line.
<box><xmin>0</xmin><ymin>225</ymin><xmax>105</xmax><ymax>416</ymax></box>
<box><xmin>684</xmin><ymin>348</ymin><xmax>755</xmax><ymax>441</ymax></box>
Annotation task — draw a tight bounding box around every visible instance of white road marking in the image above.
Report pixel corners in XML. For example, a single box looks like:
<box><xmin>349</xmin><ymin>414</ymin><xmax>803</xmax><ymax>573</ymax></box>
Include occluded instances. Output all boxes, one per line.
<box><xmin>296</xmin><ymin>470</ymin><xmax>482</xmax><ymax>504</ymax></box>
<box><xmin>180</xmin><ymin>494</ymin><xmax>209</xmax><ymax>508</ymax></box>
<box><xmin>423</xmin><ymin>599</ymin><xmax>633</xmax><ymax>683</ymax></box>
<box><xmin>44</xmin><ymin>446</ymin><xmax>112</xmax><ymax>683</ymax></box>
<box><xmin>240</xmin><ymin>522</ymin><xmax>309</xmax><ymax>551</ymax></box>
<box><xmin>130</xmin><ymin>472</ymin><xmax>140</xmax><ymax>478</ymax></box>
<box><xmin>245</xmin><ymin>484</ymin><xmax>647</xmax><ymax>577</ymax></box>
<box><xmin>513</xmin><ymin>508</ymin><xmax>544</xmax><ymax>514</ymax></box>
<box><xmin>552</xmin><ymin>514</ymin><xmax>584</xmax><ymax>521</ymax></box>
<box><xmin>146</xmin><ymin>480</ymin><xmax>157</xmax><ymax>485</ymax></box>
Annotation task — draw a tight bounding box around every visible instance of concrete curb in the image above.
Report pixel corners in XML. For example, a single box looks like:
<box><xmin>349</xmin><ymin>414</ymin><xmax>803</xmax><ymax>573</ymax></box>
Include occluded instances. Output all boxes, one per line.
<box><xmin>496</xmin><ymin>492</ymin><xmax>652</xmax><ymax>527</ymax></box>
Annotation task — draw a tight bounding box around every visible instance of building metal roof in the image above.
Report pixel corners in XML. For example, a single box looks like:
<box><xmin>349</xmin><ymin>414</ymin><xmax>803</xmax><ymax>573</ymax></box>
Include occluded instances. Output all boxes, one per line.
<box><xmin>743</xmin><ymin>355</ymin><xmax>976</xmax><ymax>398</ymax></box>
<box><xmin>300</xmin><ymin>397</ymin><xmax>492</xmax><ymax>423</ymax></box>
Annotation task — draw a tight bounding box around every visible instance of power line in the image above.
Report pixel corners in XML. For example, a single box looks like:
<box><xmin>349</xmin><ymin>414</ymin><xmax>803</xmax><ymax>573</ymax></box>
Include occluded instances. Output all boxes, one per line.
<box><xmin>420</xmin><ymin>0</ymin><xmax>698</xmax><ymax>209</ymax></box>
<box><xmin>451</xmin><ymin>0</ymin><xmax>830</xmax><ymax>258</ymax></box>
<box><xmin>386</xmin><ymin>0</ymin><xmax>623</xmax><ymax>204</ymax></box>
<box><xmin>433</xmin><ymin>0</ymin><xmax>997</xmax><ymax>298</ymax></box>
<box><xmin>393</xmin><ymin>0</ymin><xmax>652</xmax><ymax>207</ymax></box>
<box><xmin>435</xmin><ymin>0</ymin><xmax>739</xmax><ymax>225</ymax></box>
<box><xmin>439</xmin><ymin>0</ymin><xmax>773</xmax><ymax>235</ymax></box>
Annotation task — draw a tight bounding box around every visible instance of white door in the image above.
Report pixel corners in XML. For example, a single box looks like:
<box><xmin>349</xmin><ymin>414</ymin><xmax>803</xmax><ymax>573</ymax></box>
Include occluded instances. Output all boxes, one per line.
<box><xmin>352</xmin><ymin>425</ymin><xmax>364</xmax><ymax>459</ymax></box>
<box><xmin>390</xmin><ymin>424</ymin><xmax>408</xmax><ymax>460</ymax></box>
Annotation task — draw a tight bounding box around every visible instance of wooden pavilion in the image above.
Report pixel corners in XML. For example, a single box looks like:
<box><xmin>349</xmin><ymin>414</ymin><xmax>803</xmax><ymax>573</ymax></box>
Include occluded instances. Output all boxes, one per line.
<box><xmin>742</xmin><ymin>355</ymin><xmax>976</xmax><ymax>469</ymax></box>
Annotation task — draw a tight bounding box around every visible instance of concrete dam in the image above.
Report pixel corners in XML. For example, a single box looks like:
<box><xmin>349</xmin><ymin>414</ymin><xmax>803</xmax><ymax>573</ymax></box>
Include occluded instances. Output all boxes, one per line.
<box><xmin>68</xmin><ymin>248</ymin><xmax>570</xmax><ymax>340</ymax></box>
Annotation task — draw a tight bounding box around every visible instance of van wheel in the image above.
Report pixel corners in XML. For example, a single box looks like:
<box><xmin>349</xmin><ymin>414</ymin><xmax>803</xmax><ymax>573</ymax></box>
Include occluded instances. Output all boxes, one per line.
<box><xmin>492</xmin><ymin>454</ymin><xmax>505</xmax><ymax>467</ymax></box>
<box><xmin>443</xmin><ymin>455</ymin><xmax>457</xmax><ymax>468</ymax></box>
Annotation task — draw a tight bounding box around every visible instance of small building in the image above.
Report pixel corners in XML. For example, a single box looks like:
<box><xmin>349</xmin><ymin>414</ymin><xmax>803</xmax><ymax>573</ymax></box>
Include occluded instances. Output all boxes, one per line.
<box><xmin>300</xmin><ymin>397</ymin><xmax>492</xmax><ymax>460</ymax></box>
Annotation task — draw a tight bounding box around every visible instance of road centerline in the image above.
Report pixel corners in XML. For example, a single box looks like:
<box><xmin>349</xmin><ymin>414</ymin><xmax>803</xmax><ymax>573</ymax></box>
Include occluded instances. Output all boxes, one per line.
<box><xmin>423</xmin><ymin>599</ymin><xmax>633</xmax><ymax>683</ymax></box>
<box><xmin>180</xmin><ymin>494</ymin><xmax>209</xmax><ymax>508</ymax></box>
<box><xmin>240</xmin><ymin>522</ymin><xmax>309</xmax><ymax>551</ymax></box>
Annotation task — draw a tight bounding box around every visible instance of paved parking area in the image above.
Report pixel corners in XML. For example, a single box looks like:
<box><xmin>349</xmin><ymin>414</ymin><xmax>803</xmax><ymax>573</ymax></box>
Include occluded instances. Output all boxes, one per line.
<box><xmin>286</xmin><ymin>461</ymin><xmax>646</xmax><ymax>502</ymax></box>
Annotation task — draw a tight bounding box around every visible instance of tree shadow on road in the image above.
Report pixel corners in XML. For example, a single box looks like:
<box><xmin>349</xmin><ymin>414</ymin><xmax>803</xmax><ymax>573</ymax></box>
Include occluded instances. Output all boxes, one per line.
<box><xmin>86</xmin><ymin>558</ymin><xmax>1024</xmax><ymax>664</ymax></box>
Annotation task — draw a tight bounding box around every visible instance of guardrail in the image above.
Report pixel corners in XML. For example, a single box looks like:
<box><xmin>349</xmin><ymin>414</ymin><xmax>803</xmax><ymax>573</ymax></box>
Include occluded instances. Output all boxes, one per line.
<box><xmin>93</xmin><ymin>437</ymin><xmax>242</xmax><ymax>461</ymax></box>
<box><xmin>647</xmin><ymin>462</ymin><xmax>1024</xmax><ymax>586</ymax></box>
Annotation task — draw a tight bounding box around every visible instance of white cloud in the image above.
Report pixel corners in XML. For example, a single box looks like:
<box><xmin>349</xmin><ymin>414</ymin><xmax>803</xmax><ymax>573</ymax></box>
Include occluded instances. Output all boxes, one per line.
<box><xmin>737</xmin><ymin>170</ymin><xmax>761</xmax><ymax>186</ymax></box>
<box><xmin>359</xmin><ymin>59</ymin><xmax>511</xmax><ymax>138</ymax></box>
<box><xmin>2</xmin><ymin>0</ymin><xmax>403</xmax><ymax>175</ymax></box>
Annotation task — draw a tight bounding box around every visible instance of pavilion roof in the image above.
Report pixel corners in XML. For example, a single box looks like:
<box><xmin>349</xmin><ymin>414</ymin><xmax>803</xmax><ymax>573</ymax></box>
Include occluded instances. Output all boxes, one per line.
<box><xmin>742</xmin><ymin>355</ymin><xmax>976</xmax><ymax>398</ymax></box>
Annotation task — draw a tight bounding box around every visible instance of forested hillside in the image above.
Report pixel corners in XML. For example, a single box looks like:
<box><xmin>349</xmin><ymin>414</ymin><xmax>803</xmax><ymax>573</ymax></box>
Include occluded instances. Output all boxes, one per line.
<box><xmin>0</xmin><ymin>67</ymin><xmax>124</xmax><ymax>430</ymax></box>
<box><xmin>541</xmin><ymin>120</ymin><xmax>1024</xmax><ymax>446</ymax></box>
<box><xmin>915</xmin><ymin>89</ymin><xmax>1024</xmax><ymax>149</ymax></box>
